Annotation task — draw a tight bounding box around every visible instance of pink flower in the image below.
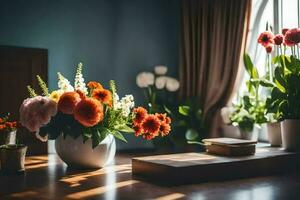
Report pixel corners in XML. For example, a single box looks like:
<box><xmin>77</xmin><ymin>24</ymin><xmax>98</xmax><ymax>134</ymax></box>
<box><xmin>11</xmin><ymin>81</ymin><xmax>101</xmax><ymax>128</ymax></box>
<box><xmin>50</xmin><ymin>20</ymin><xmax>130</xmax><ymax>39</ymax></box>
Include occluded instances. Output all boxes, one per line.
<box><xmin>274</xmin><ymin>34</ymin><xmax>284</xmax><ymax>45</ymax></box>
<box><xmin>257</xmin><ymin>31</ymin><xmax>274</xmax><ymax>47</ymax></box>
<box><xmin>284</xmin><ymin>28</ymin><xmax>300</xmax><ymax>46</ymax></box>
<box><xmin>20</xmin><ymin>96</ymin><xmax>57</xmax><ymax>133</ymax></box>
<box><xmin>265</xmin><ymin>45</ymin><xmax>273</xmax><ymax>53</ymax></box>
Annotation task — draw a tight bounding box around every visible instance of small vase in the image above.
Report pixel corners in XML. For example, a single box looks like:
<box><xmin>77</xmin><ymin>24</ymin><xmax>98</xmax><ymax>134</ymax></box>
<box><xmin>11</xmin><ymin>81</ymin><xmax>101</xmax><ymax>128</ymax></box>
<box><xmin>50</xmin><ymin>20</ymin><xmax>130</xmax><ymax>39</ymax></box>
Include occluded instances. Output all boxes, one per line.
<box><xmin>0</xmin><ymin>144</ymin><xmax>27</xmax><ymax>173</ymax></box>
<box><xmin>281</xmin><ymin>119</ymin><xmax>300</xmax><ymax>151</ymax></box>
<box><xmin>55</xmin><ymin>134</ymin><xmax>116</xmax><ymax>169</ymax></box>
<box><xmin>0</xmin><ymin>130</ymin><xmax>16</xmax><ymax>145</ymax></box>
<box><xmin>267</xmin><ymin>122</ymin><xmax>282</xmax><ymax>146</ymax></box>
<box><xmin>239</xmin><ymin>128</ymin><xmax>258</xmax><ymax>141</ymax></box>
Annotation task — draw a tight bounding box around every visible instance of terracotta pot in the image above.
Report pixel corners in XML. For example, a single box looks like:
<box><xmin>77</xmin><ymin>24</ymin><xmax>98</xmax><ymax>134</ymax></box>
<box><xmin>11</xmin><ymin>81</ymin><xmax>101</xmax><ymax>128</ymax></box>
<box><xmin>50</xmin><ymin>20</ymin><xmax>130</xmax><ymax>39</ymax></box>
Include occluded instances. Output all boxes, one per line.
<box><xmin>0</xmin><ymin>144</ymin><xmax>27</xmax><ymax>173</ymax></box>
<box><xmin>281</xmin><ymin>119</ymin><xmax>300</xmax><ymax>151</ymax></box>
<box><xmin>239</xmin><ymin>127</ymin><xmax>258</xmax><ymax>141</ymax></box>
<box><xmin>267</xmin><ymin>122</ymin><xmax>282</xmax><ymax>146</ymax></box>
<box><xmin>55</xmin><ymin>134</ymin><xmax>116</xmax><ymax>169</ymax></box>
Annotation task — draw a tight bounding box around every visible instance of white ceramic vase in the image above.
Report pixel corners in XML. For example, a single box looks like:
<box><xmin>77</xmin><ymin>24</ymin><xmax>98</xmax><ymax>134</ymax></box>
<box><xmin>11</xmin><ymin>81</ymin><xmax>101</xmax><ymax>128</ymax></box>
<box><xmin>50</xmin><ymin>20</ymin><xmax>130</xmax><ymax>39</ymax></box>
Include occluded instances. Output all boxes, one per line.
<box><xmin>281</xmin><ymin>119</ymin><xmax>300</xmax><ymax>151</ymax></box>
<box><xmin>266</xmin><ymin>122</ymin><xmax>282</xmax><ymax>146</ymax></box>
<box><xmin>55</xmin><ymin>134</ymin><xmax>116</xmax><ymax>169</ymax></box>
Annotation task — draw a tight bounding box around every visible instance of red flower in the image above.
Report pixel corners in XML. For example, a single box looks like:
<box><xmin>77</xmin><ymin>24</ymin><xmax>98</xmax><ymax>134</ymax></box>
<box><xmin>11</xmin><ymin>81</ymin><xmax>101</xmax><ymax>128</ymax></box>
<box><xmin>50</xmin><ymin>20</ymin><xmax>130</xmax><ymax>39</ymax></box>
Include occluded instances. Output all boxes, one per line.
<box><xmin>282</xmin><ymin>28</ymin><xmax>289</xmax><ymax>35</ymax></box>
<box><xmin>265</xmin><ymin>45</ymin><xmax>273</xmax><ymax>53</ymax></box>
<box><xmin>133</xmin><ymin>107</ymin><xmax>148</xmax><ymax>125</ymax></box>
<box><xmin>159</xmin><ymin>121</ymin><xmax>171</xmax><ymax>136</ymax></box>
<box><xmin>74</xmin><ymin>98</ymin><xmax>104</xmax><ymax>127</ymax></box>
<box><xmin>274</xmin><ymin>34</ymin><xmax>284</xmax><ymax>45</ymax></box>
<box><xmin>257</xmin><ymin>31</ymin><xmax>274</xmax><ymax>47</ymax></box>
<box><xmin>0</xmin><ymin>118</ymin><xmax>3</xmax><ymax>124</ymax></box>
<box><xmin>284</xmin><ymin>28</ymin><xmax>300</xmax><ymax>46</ymax></box>
<box><xmin>141</xmin><ymin>114</ymin><xmax>160</xmax><ymax>138</ymax></box>
<box><xmin>58</xmin><ymin>92</ymin><xmax>81</xmax><ymax>114</ymax></box>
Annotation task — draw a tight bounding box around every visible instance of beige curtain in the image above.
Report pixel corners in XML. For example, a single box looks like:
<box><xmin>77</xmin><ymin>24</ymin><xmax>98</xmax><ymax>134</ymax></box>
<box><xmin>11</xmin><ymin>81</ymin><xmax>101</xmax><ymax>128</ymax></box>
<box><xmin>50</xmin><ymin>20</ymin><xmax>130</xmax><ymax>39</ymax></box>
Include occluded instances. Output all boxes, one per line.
<box><xmin>179</xmin><ymin>0</ymin><xmax>251</xmax><ymax>136</ymax></box>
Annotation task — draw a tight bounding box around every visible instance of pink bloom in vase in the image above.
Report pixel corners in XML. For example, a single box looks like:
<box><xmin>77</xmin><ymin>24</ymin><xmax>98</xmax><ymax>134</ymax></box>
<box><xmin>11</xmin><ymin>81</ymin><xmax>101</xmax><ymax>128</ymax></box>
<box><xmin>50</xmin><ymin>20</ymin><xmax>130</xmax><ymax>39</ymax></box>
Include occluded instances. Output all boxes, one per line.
<box><xmin>257</xmin><ymin>31</ymin><xmax>274</xmax><ymax>47</ymax></box>
<box><xmin>284</xmin><ymin>28</ymin><xmax>300</xmax><ymax>46</ymax></box>
<box><xmin>274</xmin><ymin>34</ymin><xmax>284</xmax><ymax>45</ymax></box>
<box><xmin>265</xmin><ymin>45</ymin><xmax>273</xmax><ymax>53</ymax></box>
<box><xmin>20</xmin><ymin>96</ymin><xmax>57</xmax><ymax>133</ymax></box>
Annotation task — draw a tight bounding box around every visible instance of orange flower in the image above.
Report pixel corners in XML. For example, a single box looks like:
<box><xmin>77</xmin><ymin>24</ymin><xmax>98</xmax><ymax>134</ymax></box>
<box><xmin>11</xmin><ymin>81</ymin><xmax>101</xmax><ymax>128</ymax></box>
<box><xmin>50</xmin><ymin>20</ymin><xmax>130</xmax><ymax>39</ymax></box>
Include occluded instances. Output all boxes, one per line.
<box><xmin>133</xmin><ymin>125</ymin><xmax>143</xmax><ymax>137</ymax></box>
<box><xmin>133</xmin><ymin>107</ymin><xmax>148</xmax><ymax>125</ymax></box>
<box><xmin>159</xmin><ymin>121</ymin><xmax>171</xmax><ymax>136</ymax></box>
<box><xmin>92</xmin><ymin>89</ymin><xmax>112</xmax><ymax>105</ymax></box>
<box><xmin>0</xmin><ymin>118</ymin><xmax>3</xmax><ymax>124</ymax></box>
<box><xmin>155</xmin><ymin>113</ymin><xmax>167</xmax><ymax>122</ymax></box>
<box><xmin>165</xmin><ymin>117</ymin><xmax>171</xmax><ymax>124</ymax></box>
<box><xmin>74</xmin><ymin>97</ymin><xmax>104</xmax><ymax>127</ymax></box>
<box><xmin>0</xmin><ymin>124</ymin><xmax>6</xmax><ymax>130</ymax></box>
<box><xmin>87</xmin><ymin>81</ymin><xmax>103</xmax><ymax>90</ymax></box>
<box><xmin>141</xmin><ymin>114</ymin><xmax>160</xmax><ymax>139</ymax></box>
<box><xmin>58</xmin><ymin>92</ymin><xmax>81</xmax><ymax>114</ymax></box>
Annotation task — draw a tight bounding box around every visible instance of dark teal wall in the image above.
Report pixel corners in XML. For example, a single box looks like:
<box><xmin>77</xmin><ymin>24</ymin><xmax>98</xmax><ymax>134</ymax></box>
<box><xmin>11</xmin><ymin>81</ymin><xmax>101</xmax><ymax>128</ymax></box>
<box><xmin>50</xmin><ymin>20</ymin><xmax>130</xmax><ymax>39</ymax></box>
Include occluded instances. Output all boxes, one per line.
<box><xmin>0</xmin><ymin>0</ymin><xmax>180</xmax><ymax>149</ymax></box>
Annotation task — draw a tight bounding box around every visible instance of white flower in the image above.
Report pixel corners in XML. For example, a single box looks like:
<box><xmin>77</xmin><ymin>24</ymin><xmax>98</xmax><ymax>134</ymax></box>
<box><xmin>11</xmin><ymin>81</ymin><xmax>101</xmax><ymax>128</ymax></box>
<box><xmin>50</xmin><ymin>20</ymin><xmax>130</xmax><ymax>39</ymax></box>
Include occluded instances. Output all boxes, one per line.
<box><xmin>57</xmin><ymin>72</ymin><xmax>74</xmax><ymax>92</ymax></box>
<box><xmin>220</xmin><ymin>107</ymin><xmax>235</xmax><ymax>124</ymax></box>
<box><xmin>154</xmin><ymin>65</ymin><xmax>168</xmax><ymax>75</ymax></box>
<box><xmin>155</xmin><ymin>76</ymin><xmax>168</xmax><ymax>89</ymax></box>
<box><xmin>136</xmin><ymin>72</ymin><xmax>154</xmax><ymax>88</ymax></box>
<box><xmin>165</xmin><ymin>77</ymin><xmax>180</xmax><ymax>92</ymax></box>
<box><xmin>114</xmin><ymin>94</ymin><xmax>135</xmax><ymax>117</ymax></box>
<box><xmin>74</xmin><ymin>62</ymin><xmax>88</xmax><ymax>95</ymax></box>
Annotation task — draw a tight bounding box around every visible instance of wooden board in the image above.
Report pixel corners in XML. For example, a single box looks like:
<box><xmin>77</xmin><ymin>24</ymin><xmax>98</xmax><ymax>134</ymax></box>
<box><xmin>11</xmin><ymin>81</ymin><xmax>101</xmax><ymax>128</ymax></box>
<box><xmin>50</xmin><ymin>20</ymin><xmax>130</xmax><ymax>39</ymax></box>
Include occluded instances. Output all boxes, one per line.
<box><xmin>132</xmin><ymin>147</ymin><xmax>300</xmax><ymax>185</ymax></box>
<box><xmin>202</xmin><ymin>137</ymin><xmax>257</xmax><ymax>145</ymax></box>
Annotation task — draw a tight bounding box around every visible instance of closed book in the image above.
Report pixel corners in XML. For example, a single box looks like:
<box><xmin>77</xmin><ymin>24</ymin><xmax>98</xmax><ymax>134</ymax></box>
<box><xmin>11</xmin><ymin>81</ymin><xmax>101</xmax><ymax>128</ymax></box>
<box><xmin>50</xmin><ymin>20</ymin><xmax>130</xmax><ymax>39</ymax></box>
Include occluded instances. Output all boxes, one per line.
<box><xmin>202</xmin><ymin>138</ymin><xmax>257</xmax><ymax>156</ymax></box>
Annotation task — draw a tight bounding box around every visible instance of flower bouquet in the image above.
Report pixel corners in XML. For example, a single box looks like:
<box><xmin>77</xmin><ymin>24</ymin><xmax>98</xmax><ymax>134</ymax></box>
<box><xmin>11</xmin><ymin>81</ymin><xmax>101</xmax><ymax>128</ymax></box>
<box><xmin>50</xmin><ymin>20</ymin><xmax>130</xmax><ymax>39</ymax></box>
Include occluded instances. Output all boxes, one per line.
<box><xmin>20</xmin><ymin>63</ymin><xmax>171</xmax><ymax>168</ymax></box>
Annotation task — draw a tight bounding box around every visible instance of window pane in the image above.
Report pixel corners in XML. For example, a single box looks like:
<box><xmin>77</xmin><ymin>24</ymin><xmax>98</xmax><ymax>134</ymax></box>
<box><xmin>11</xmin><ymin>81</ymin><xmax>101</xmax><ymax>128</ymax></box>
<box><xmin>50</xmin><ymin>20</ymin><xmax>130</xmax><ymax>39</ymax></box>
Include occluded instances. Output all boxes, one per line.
<box><xmin>282</xmin><ymin>0</ymin><xmax>298</xmax><ymax>28</ymax></box>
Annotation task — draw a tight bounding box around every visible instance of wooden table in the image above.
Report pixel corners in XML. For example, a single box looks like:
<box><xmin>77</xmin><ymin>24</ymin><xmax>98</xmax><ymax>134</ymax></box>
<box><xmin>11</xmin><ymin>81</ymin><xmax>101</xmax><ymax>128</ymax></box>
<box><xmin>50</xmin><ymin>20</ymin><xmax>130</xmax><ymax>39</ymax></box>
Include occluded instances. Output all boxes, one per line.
<box><xmin>0</xmin><ymin>153</ymin><xmax>300</xmax><ymax>200</ymax></box>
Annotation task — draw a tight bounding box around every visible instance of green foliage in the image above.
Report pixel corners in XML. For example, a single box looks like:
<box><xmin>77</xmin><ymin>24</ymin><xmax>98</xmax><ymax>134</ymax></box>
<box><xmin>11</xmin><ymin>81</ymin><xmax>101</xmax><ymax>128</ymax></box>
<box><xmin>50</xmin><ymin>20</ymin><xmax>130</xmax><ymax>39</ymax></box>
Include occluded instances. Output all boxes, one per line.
<box><xmin>177</xmin><ymin>98</ymin><xmax>206</xmax><ymax>143</ymax></box>
<box><xmin>264</xmin><ymin>55</ymin><xmax>300</xmax><ymax>119</ymax></box>
<box><xmin>27</xmin><ymin>85</ymin><xmax>37</xmax><ymax>97</ymax></box>
<box><xmin>36</xmin><ymin>75</ymin><xmax>49</xmax><ymax>96</ymax></box>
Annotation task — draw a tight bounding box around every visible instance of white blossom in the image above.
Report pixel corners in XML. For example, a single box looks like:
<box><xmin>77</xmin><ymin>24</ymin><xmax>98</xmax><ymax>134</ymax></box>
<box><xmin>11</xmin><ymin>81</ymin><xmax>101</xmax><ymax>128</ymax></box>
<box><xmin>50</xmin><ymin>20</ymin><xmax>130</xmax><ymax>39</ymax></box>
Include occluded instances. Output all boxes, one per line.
<box><xmin>155</xmin><ymin>76</ymin><xmax>168</xmax><ymax>89</ymax></box>
<box><xmin>57</xmin><ymin>72</ymin><xmax>74</xmax><ymax>92</ymax></box>
<box><xmin>165</xmin><ymin>77</ymin><xmax>180</xmax><ymax>92</ymax></box>
<box><xmin>74</xmin><ymin>62</ymin><xmax>88</xmax><ymax>95</ymax></box>
<box><xmin>154</xmin><ymin>65</ymin><xmax>168</xmax><ymax>75</ymax></box>
<box><xmin>136</xmin><ymin>72</ymin><xmax>154</xmax><ymax>88</ymax></box>
<box><xmin>114</xmin><ymin>94</ymin><xmax>135</xmax><ymax>117</ymax></box>
<box><xmin>220</xmin><ymin>107</ymin><xmax>235</xmax><ymax>124</ymax></box>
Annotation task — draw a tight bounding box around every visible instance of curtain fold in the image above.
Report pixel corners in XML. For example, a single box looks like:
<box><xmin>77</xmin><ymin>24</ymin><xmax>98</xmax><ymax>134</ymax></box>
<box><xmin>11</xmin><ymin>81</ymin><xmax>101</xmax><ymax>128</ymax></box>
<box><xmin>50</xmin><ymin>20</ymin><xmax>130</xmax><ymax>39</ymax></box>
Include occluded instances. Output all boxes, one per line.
<box><xmin>180</xmin><ymin>0</ymin><xmax>252</xmax><ymax>136</ymax></box>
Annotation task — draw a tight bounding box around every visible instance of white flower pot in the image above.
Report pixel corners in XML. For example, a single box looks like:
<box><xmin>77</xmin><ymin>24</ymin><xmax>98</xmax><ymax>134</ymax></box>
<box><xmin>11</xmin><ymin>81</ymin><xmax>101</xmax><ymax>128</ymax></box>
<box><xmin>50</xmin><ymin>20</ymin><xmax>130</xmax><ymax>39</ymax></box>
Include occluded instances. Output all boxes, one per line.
<box><xmin>267</xmin><ymin>122</ymin><xmax>282</xmax><ymax>146</ymax></box>
<box><xmin>55</xmin><ymin>134</ymin><xmax>116</xmax><ymax>169</ymax></box>
<box><xmin>281</xmin><ymin>119</ymin><xmax>300</xmax><ymax>151</ymax></box>
<box><xmin>239</xmin><ymin>128</ymin><xmax>258</xmax><ymax>141</ymax></box>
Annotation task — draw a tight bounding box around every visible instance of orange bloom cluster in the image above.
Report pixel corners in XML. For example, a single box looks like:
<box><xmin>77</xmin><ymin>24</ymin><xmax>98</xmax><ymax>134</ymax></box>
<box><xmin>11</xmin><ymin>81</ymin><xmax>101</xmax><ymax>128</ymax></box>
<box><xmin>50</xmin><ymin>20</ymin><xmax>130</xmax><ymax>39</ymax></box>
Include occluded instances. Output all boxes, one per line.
<box><xmin>57</xmin><ymin>81</ymin><xmax>112</xmax><ymax>127</ymax></box>
<box><xmin>0</xmin><ymin>117</ymin><xmax>17</xmax><ymax>132</ymax></box>
<box><xmin>132</xmin><ymin>107</ymin><xmax>171</xmax><ymax>140</ymax></box>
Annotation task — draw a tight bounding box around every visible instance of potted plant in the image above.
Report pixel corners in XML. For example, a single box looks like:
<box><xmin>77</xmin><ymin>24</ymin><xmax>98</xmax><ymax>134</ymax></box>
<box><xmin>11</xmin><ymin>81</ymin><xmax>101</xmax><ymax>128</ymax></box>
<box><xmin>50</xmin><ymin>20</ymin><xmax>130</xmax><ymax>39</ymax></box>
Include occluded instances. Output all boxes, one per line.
<box><xmin>256</xmin><ymin>28</ymin><xmax>300</xmax><ymax>151</ymax></box>
<box><xmin>20</xmin><ymin>63</ymin><xmax>171</xmax><ymax>169</ymax></box>
<box><xmin>0</xmin><ymin>115</ymin><xmax>27</xmax><ymax>173</ymax></box>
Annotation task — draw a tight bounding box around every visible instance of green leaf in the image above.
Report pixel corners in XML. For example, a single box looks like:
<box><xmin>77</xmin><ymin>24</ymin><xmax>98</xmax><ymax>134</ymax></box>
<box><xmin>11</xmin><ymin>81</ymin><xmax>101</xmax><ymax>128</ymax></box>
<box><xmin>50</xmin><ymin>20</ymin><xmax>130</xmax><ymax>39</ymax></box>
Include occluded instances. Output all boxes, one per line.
<box><xmin>179</xmin><ymin>106</ymin><xmax>190</xmax><ymax>116</ymax></box>
<box><xmin>112</xmin><ymin>131</ymin><xmax>127</xmax><ymax>142</ymax></box>
<box><xmin>274</xmin><ymin>66</ymin><xmax>286</xmax><ymax>90</ymax></box>
<box><xmin>185</xmin><ymin>129</ymin><xmax>199</xmax><ymax>141</ymax></box>
<box><xmin>116</xmin><ymin>124</ymin><xmax>134</xmax><ymax>133</ymax></box>
<box><xmin>243</xmin><ymin>54</ymin><xmax>259</xmax><ymax>78</ymax></box>
<box><xmin>258</xmin><ymin>78</ymin><xmax>274</xmax><ymax>87</ymax></box>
